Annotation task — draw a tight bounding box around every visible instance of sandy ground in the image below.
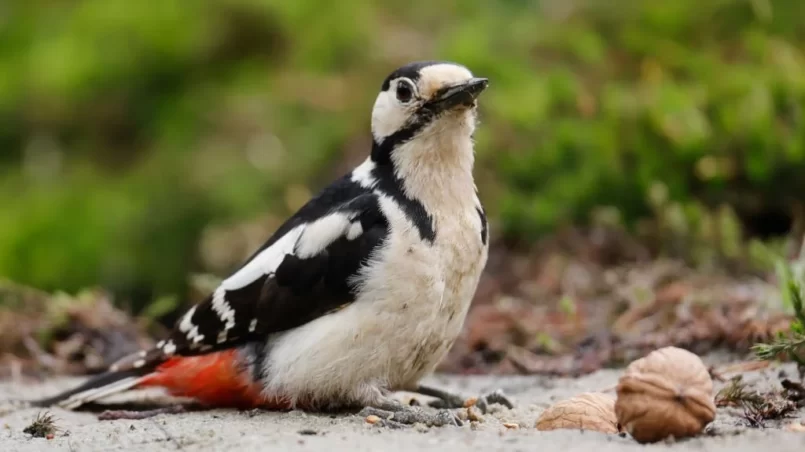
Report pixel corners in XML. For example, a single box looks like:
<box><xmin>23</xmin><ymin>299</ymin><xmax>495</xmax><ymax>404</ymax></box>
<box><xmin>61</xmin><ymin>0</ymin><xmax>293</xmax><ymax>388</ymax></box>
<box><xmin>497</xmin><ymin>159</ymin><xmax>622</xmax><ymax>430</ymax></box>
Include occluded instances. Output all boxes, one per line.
<box><xmin>2</xmin><ymin>357</ymin><xmax>804</xmax><ymax>451</ymax></box>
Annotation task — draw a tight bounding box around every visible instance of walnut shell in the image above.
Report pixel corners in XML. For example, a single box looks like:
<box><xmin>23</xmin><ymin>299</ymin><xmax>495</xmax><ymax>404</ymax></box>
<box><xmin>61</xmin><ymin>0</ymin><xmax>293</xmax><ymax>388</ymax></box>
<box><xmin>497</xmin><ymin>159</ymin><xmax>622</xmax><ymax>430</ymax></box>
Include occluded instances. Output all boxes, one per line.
<box><xmin>536</xmin><ymin>392</ymin><xmax>619</xmax><ymax>434</ymax></box>
<box><xmin>615</xmin><ymin>347</ymin><xmax>716</xmax><ymax>443</ymax></box>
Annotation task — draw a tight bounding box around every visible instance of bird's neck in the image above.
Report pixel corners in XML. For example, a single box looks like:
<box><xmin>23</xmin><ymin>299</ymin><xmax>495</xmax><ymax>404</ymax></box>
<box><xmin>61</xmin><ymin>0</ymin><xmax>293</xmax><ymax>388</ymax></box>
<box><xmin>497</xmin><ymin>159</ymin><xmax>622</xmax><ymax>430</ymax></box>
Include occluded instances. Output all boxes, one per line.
<box><xmin>389</xmin><ymin>128</ymin><xmax>477</xmax><ymax>215</ymax></box>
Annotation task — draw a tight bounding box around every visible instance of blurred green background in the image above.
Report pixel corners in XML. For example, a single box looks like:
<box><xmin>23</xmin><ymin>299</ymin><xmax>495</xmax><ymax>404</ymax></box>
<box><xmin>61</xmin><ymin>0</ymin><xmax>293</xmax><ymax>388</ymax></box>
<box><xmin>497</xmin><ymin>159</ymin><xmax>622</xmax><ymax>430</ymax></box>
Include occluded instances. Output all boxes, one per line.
<box><xmin>2</xmin><ymin>0</ymin><xmax>805</xmax><ymax>313</ymax></box>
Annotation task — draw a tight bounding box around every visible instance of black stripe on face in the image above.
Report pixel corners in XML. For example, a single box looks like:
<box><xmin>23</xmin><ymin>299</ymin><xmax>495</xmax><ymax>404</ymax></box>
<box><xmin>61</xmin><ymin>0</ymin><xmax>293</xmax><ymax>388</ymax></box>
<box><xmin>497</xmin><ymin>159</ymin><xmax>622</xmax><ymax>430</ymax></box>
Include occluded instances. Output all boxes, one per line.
<box><xmin>367</xmin><ymin>100</ymin><xmax>439</xmax><ymax>245</ymax></box>
<box><xmin>370</xmin><ymin>114</ymin><xmax>431</xmax><ymax>165</ymax></box>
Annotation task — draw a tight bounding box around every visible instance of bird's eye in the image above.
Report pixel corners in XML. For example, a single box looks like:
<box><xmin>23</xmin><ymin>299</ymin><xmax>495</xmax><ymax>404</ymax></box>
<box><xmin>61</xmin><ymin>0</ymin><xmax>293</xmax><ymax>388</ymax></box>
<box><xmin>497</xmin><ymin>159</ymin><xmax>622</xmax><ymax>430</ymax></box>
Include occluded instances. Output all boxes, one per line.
<box><xmin>396</xmin><ymin>82</ymin><xmax>414</xmax><ymax>103</ymax></box>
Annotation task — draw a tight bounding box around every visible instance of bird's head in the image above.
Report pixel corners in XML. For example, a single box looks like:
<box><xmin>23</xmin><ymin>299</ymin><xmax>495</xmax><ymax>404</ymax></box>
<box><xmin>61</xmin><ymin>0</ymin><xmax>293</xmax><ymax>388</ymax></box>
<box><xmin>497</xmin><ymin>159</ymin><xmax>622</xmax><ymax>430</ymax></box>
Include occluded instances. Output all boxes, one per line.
<box><xmin>370</xmin><ymin>61</ymin><xmax>488</xmax><ymax>161</ymax></box>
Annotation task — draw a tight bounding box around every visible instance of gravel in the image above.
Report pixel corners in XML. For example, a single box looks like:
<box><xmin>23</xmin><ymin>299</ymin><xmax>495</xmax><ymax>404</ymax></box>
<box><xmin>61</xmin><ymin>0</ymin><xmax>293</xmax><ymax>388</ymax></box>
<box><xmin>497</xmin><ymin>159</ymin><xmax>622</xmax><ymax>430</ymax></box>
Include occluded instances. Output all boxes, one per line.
<box><xmin>2</xmin><ymin>357</ymin><xmax>804</xmax><ymax>451</ymax></box>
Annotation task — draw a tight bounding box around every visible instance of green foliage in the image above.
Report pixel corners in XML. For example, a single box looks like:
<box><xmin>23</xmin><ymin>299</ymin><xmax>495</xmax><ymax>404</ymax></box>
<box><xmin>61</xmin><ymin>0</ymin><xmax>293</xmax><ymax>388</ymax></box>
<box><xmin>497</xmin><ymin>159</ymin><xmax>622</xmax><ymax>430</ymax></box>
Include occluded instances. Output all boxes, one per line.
<box><xmin>1</xmin><ymin>0</ymin><xmax>805</xmax><ymax>306</ymax></box>
<box><xmin>753</xmin><ymin>265</ymin><xmax>805</xmax><ymax>364</ymax></box>
<box><xmin>477</xmin><ymin>0</ymin><xmax>805</xmax><ymax>239</ymax></box>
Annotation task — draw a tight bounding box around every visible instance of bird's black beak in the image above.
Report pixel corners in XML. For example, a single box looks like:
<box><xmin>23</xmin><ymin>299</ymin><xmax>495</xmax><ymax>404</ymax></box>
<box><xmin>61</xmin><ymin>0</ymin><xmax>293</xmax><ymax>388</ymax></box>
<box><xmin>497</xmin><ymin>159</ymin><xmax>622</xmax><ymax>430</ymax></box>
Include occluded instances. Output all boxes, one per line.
<box><xmin>423</xmin><ymin>77</ymin><xmax>489</xmax><ymax>113</ymax></box>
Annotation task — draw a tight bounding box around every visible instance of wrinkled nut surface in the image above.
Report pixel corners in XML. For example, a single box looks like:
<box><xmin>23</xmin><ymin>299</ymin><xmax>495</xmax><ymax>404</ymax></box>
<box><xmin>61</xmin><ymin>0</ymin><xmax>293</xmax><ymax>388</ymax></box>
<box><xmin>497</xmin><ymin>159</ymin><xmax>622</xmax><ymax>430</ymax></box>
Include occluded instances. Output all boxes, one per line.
<box><xmin>535</xmin><ymin>392</ymin><xmax>619</xmax><ymax>434</ymax></box>
<box><xmin>615</xmin><ymin>346</ymin><xmax>716</xmax><ymax>443</ymax></box>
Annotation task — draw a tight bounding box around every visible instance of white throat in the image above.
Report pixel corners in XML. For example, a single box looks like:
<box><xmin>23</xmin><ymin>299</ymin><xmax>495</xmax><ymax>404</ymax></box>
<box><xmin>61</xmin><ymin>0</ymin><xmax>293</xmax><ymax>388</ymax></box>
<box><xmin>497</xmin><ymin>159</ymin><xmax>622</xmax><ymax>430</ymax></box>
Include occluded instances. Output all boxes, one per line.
<box><xmin>390</xmin><ymin>116</ymin><xmax>478</xmax><ymax>215</ymax></box>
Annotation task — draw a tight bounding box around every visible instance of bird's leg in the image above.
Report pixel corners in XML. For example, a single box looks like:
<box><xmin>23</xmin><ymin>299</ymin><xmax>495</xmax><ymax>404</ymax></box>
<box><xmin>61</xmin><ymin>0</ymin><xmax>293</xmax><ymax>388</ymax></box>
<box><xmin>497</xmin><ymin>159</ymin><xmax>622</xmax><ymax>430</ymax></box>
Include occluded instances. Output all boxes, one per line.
<box><xmin>415</xmin><ymin>385</ymin><xmax>515</xmax><ymax>414</ymax></box>
<box><xmin>358</xmin><ymin>397</ymin><xmax>463</xmax><ymax>428</ymax></box>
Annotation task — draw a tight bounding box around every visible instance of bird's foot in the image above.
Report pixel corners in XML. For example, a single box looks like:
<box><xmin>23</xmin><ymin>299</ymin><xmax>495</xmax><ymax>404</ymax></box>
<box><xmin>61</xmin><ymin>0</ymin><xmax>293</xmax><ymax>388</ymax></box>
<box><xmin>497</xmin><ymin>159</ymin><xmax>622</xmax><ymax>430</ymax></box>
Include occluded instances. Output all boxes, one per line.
<box><xmin>98</xmin><ymin>405</ymin><xmax>187</xmax><ymax>421</ymax></box>
<box><xmin>358</xmin><ymin>400</ymin><xmax>462</xmax><ymax>428</ymax></box>
<box><xmin>416</xmin><ymin>385</ymin><xmax>514</xmax><ymax>414</ymax></box>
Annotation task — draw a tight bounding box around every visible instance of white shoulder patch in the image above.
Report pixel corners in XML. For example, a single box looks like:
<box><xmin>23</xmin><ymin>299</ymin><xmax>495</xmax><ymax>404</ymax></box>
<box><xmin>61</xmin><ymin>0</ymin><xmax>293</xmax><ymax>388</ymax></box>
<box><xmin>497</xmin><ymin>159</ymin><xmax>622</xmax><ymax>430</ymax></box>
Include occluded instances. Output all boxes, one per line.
<box><xmin>346</xmin><ymin>221</ymin><xmax>363</xmax><ymax>240</ymax></box>
<box><xmin>295</xmin><ymin>213</ymin><xmax>354</xmax><ymax>258</ymax></box>
<box><xmin>175</xmin><ymin>195</ymin><xmax>374</xmax><ymax>347</ymax></box>
<box><xmin>351</xmin><ymin>159</ymin><xmax>376</xmax><ymax>188</ymax></box>
<box><xmin>221</xmin><ymin>224</ymin><xmax>306</xmax><ymax>290</ymax></box>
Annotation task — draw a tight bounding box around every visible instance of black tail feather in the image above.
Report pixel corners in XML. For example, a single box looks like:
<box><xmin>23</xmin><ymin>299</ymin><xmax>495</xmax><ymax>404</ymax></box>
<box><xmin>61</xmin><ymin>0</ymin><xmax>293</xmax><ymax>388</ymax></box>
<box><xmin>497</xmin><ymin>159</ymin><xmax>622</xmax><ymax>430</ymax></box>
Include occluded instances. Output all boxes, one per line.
<box><xmin>31</xmin><ymin>368</ymin><xmax>151</xmax><ymax>408</ymax></box>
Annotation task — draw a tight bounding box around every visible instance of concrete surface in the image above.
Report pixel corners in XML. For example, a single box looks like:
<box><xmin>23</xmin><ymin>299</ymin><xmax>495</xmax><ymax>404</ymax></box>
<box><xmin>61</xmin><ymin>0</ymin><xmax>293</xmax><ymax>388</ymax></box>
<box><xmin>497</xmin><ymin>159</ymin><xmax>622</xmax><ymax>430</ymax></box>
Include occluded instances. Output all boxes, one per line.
<box><xmin>2</xmin><ymin>358</ymin><xmax>804</xmax><ymax>451</ymax></box>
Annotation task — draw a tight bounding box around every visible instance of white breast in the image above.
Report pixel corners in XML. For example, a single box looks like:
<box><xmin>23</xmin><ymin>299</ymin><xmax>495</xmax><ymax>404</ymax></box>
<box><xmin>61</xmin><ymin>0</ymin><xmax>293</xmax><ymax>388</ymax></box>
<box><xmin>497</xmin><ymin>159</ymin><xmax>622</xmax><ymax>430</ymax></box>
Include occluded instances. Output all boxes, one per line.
<box><xmin>257</xmin><ymin>194</ymin><xmax>488</xmax><ymax>409</ymax></box>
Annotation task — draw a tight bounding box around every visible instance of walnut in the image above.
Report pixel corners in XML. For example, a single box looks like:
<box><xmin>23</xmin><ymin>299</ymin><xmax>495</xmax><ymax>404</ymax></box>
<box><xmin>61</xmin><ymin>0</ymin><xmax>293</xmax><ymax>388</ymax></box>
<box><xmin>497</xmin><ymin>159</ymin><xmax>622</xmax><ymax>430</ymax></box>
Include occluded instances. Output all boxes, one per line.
<box><xmin>615</xmin><ymin>346</ymin><xmax>716</xmax><ymax>443</ymax></box>
<box><xmin>535</xmin><ymin>392</ymin><xmax>619</xmax><ymax>434</ymax></box>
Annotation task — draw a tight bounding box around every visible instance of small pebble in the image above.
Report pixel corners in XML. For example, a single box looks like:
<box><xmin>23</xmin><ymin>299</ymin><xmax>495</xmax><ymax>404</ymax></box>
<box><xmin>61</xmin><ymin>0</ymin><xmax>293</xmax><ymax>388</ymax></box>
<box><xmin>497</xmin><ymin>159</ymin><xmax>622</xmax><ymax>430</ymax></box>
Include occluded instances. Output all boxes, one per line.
<box><xmin>464</xmin><ymin>397</ymin><xmax>478</xmax><ymax>408</ymax></box>
<box><xmin>467</xmin><ymin>406</ymin><xmax>484</xmax><ymax>422</ymax></box>
<box><xmin>365</xmin><ymin>415</ymin><xmax>381</xmax><ymax>424</ymax></box>
<box><xmin>502</xmin><ymin>422</ymin><xmax>519</xmax><ymax>430</ymax></box>
<box><xmin>786</xmin><ymin>422</ymin><xmax>805</xmax><ymax>433</ymax></box>
<box><xmin>46</xmin><ymin>433</ymin><xmax>54</xmax><ymax>440</ymax></box>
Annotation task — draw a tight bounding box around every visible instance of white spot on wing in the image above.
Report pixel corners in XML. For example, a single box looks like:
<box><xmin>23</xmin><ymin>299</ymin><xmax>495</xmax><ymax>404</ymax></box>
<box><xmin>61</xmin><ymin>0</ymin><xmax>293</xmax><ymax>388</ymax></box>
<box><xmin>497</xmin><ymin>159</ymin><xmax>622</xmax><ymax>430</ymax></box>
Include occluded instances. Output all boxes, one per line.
<box><xmin>162</xmin><ymin>340</ymin><xmax>177</xmax><ymax>355</ymax></box>
<box><xmin>249</xmin><ymin>318</ymin><xmax>257</xmax><ymax>332</ymax></box>
<box><xmin>296</xmin><ymin>213</ymin><xmax>351</xmax><ymax>258</ymax></box>
<box><xmin>211</xmin><ymin>288</ymin><xmax>236</xmax><ymax>340</ymax></box>
<box><xmin>132</xmin><ymin>359</ymin><xmax>145</xmax><ymax>368</ymax></box>
<box><xmin>221</xmin><ymin>224</ymin><xmax>306</xmax><ymax>290</ymax></box>
<box><xmin>179</xmin><ymin>306</ymin><xmax>205</xmax><ymax>344</ymax></box>
<box><xmin>346</xmin><ymin>221</ymin><xmax>363</xmax><ymax>240</ymax></box>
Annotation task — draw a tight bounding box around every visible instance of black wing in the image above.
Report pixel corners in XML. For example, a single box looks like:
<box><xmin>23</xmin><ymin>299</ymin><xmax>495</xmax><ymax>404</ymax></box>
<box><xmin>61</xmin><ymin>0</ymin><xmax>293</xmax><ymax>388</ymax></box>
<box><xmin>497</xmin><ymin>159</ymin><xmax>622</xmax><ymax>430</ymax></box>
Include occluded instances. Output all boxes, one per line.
<box><xmin>112</xmin><ymin>180</ymin><xmax>388</xmax><ymax>372</ymax></box>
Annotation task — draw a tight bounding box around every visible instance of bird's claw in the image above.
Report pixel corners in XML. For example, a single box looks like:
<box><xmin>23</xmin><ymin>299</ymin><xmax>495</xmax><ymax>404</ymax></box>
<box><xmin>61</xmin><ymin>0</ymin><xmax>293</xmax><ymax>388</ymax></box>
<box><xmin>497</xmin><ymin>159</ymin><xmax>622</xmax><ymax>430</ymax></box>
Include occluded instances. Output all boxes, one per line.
<box><xmin>359</xmin><ymin>405</ymin><xmax>462</xmax><ymax>428</ymax></box>
<box><xmin>426</xmin><ymin>388</ymin><xmax>514</xmax><ymax>414</ymax></box>
<box><xmin>425</xmin><ymin>393</ymin><xmax>465</xmax><ymax>410</ymax></box>
<box><xmin>475</xmin><ymin>388</ymin><xmax>515</xmax><ymax>413</ymax></box>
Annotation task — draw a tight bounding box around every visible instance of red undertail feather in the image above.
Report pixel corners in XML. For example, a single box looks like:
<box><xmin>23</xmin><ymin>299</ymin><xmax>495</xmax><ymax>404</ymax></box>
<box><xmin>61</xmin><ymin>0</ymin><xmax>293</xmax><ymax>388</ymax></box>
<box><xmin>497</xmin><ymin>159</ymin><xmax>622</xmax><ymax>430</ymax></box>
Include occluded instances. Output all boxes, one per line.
<box><xmin>138</xmin><ymin>350</ymin><xmax>291</xmax><ymax>410</ymax></box>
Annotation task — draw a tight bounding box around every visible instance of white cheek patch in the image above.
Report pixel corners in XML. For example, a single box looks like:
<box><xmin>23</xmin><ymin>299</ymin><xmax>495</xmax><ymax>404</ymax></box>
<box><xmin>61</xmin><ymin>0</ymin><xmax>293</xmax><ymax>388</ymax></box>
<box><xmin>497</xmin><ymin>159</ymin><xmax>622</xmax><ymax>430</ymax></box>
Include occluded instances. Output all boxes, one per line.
<box><xmin>371</xmin><ymin>90</ymin><xmax>409</xmax><ymax>141</ymax></box>
<box><xmin>371</xmin><ymin>65</ymin><xmax>476</xmax><ymax>143</ymax></box>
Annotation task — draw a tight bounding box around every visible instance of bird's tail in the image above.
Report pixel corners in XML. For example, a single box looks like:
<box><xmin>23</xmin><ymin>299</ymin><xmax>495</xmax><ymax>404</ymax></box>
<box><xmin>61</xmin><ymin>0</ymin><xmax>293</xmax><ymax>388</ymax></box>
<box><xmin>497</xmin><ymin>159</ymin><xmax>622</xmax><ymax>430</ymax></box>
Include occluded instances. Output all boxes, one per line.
<box><xmin>18</xmin><ymin>350</ymin><xmax>276</xmax><ymax>411</ymax></box>
<box><xmin>30</xmin><ymin>368</ymin><xmax>152</xmax><ymax>410</ymax></box>
<box><xmin>14</xmin><ymin>347</ymin><xmax>163</xmax><ymax>411</ymax></box>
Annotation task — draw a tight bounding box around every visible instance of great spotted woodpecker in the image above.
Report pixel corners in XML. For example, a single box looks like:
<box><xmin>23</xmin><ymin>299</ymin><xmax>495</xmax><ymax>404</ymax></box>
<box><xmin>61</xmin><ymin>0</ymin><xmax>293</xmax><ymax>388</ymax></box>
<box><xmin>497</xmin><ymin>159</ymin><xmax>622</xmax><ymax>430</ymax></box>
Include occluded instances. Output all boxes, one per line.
<box><xmin>31</xmin><ymin>61</ymin><xmax>513</xmax><ymax>426</ymax></box>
